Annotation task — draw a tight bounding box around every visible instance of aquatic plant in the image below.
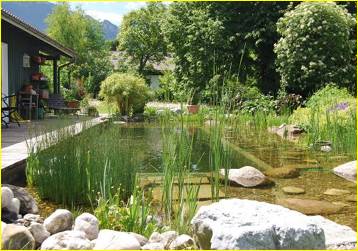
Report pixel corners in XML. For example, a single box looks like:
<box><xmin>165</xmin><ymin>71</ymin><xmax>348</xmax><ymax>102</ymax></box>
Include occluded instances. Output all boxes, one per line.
<box><xmin>94</xmin><ymin>180</ymin><xmax>157</xmax><ymax>237</ymax></box>
<box><xmin>26</xmin><ymin>123</ymin><xmax>138</xmax><ymax>206</ymax></box>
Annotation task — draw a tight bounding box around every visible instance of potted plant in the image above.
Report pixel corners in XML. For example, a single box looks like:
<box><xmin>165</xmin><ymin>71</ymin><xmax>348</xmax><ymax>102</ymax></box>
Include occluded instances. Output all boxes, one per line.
<box><xmin>62</xmin><ymin>86</ymin><xmax>80</xmax><ymax>108</ymax></box>
<box><xmin>187</xmin><ymin>88</ymin><xmax>200</xmax><ymax>114</ymax></box>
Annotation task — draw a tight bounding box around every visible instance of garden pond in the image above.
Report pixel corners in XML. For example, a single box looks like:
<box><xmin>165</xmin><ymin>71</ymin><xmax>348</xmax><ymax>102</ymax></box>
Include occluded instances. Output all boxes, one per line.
<box><xmin>28</xmin><ymin>122</ymin><xmax>356</xmax><ymax>230</ymax></box>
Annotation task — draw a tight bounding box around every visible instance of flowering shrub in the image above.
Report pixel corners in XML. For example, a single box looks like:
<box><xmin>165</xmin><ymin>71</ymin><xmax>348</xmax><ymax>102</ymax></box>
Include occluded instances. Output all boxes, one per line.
<box><xmin>274</xmin><ymin>2</ymin><xmax>356</xmax><ymax>96</ymax></box>
<box><xmin>289</xmin><ymin>84</ymin><xmax>356</xmax><ymax>128</ymax></box>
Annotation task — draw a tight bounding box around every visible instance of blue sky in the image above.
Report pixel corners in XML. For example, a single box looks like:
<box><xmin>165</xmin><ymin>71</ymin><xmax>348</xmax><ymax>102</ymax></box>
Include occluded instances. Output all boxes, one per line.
<box><xmin>69</xmin><ymin>2</ymin><xmax>147</xmax><ymax>26</ymax></box>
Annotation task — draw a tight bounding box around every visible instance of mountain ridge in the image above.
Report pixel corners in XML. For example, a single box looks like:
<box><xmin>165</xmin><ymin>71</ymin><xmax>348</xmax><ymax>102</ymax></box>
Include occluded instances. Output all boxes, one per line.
<box><xmin>2</xmin><ymin>1</ymin><xmax>118</xmax><ymax>40</ymax></box>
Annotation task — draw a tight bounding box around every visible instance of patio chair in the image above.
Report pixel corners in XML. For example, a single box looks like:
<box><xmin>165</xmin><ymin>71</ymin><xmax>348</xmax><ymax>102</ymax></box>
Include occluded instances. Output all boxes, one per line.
<box><xmin>48</xmin><ymin>94</ymin><xmax>80</xmax><ymax>114</ymax></box>
<box><xmin>2</xmin><ymin>94</ymin><xmax>20</xmax><ymax>128</ymax></box>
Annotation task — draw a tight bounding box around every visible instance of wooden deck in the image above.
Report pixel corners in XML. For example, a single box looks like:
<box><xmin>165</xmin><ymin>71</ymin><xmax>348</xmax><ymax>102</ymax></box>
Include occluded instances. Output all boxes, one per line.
<box><xmin>1</xmin><ymin>116</ymin><xmax>108</xmax><ymax>182</ymax></box>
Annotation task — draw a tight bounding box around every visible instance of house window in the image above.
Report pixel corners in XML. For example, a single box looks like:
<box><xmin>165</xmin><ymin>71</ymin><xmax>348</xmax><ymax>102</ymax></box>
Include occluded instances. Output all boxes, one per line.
<box><xmin>23</xmin><ymin>53</ymin><xmax>30</xmax><ymax>68</ymax></box>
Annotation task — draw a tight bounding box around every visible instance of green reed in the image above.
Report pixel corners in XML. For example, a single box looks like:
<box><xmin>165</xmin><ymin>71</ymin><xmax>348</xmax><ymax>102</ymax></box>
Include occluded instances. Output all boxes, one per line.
<box><xmin>26</xmin><ymin>122</ymin><xmax>138</xmax><ymax>206</ymax></box>
<box><xmin>305</xmin><ymin>107</ymin><xmax>356</xmax><ymax>158</ymax></box>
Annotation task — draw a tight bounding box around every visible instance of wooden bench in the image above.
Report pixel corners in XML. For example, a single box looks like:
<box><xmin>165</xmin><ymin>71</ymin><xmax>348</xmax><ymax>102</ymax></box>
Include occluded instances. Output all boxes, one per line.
<box><xmin>48</xmin><ymin>94</ymin><xmax>79</xmax><ymax>114</ymax></box>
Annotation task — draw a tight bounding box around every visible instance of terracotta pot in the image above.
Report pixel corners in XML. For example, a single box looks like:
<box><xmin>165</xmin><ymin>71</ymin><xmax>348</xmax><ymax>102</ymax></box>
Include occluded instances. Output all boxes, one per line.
<box><xmin>66</xmin><ymin>100</ymin><xmax>79</xmax><ymax>108</ymax></box>
<box><xmin>40</xmin><ymin>89</ymin><xmax>49</xmax><ymax>99</ymax></box>
<box><xmin>187</xmin><ymin>104</ymin><xmax>200</xmax><ymax>114</ymax></box>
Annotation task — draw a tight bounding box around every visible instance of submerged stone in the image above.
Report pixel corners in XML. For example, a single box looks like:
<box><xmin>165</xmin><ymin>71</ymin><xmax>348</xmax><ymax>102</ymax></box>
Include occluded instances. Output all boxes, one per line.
<box><xmin>277</xmin><ymin>198</ymin><xmax>344</xmax><ymax>215</ymax></box>
<box><xmin>324</xmin><ymin>188</ymin><xmax>351</xmax><ymax>196</ymax></box>
<box><xmin>265</xmin><ymin>167</ymin><xmax>300</xmax><ymax>178</ymax></box>
<box><xmin>282</xmin><ymin>186</ymin><xmax>305</xmax><ymax>195</ymax></box>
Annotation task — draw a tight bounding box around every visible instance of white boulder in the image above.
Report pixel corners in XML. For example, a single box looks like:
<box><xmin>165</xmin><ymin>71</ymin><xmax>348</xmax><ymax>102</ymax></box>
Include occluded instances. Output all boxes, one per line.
<box><xmin>191</xmin><ymin>199</ymin><xmax>326</xmax><ymax>249</ymax></box>
<box><xmin>74</xmin><ymin>213</ymin><xmax>99</xmax><ymax>240</ymax></box>
<box><xmin>44</xmin><ymin>209</ymin><xmax>73</xmax><ymax>234</ymax></box>
<box><xmin>1</xmin><ymin>187</ymin><xmax>14</xmax><ymax>208</ymax></box>
<box><xmin>333</xmin><ymin>161</ymin><xmax>356</xmax><ymax>183</ymax></box>
<box><xmin>7</xmin><ymin>198</ymin><xmax>20</xmax><ymax>215</ymax></box>
<box><xmin>93</xmin><ymin>230</ymin><xmax>141</xmax><ymax>250</ymax></box>
<box><xmin>148</xmin><ymin>230</ymin><xmax>178</xmax><ymax>248</ymax></box>
<box><xmin>2</xmin><ymin>224</ymin><xmax>35</xmax><ymax>250</ymax></box>
<box><xmin>308</xmin><ymin>215</ymin><xmax>357</xmax><ymax>250</ymax></box>
<box><xmin>40</xmin><ymin>230</ymin><xmax>92</xmax><ymax>250</ymax></box>
<box><xmin>220</xmin><ymin>166</ymin><xmax>267</xmax><ymax>187</ymax></box>
<box><xmin>168</xmin><ymin>234</ymin><xmax>195</xmax><ymax>250</ymax></box>
<box><xmin>129</xmin><ymin>232</ymin><xmax>148</xmax><ymax>246</ymax></box>
<box><xmin>141</xmin><ymin>242</ymin><xmax>165</xmax><ymax>250</ymax></box>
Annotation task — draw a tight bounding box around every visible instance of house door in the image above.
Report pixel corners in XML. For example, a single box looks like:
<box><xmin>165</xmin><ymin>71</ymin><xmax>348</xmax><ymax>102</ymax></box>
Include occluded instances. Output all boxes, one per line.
<box><xmin>2</xmin><ymin>42</ymin><xmax>9</xmax><ymax>122</ymax></box>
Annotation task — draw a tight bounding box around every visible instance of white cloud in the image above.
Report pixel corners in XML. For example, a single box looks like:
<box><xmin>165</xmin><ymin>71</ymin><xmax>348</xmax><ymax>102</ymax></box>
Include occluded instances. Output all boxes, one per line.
<box><xmin>123</xmin><ymin>2</ymin><xmax>146</xmax><ymax>11</ymax></box>
<box><xmin>86</xmin><ymin>10</ymin><xmax>123</xmax><ymax>26</ymax></box>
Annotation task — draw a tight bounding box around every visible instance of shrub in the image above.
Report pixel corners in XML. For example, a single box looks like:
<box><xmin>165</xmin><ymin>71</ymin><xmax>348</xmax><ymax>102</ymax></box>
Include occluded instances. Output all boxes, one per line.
<box><xmin>275</xmin><ymin>2</ymin><xmax>356</xmax><ymax>96</ymax></box>
<box><xmin>99</xmin><ymin>73</ymin><xmax>152</xmax><ymax>115</ymax></box>
<box><xmin>290</xmin><ymin>84</ymin><xmax>356</xmax><ymax>128</ymax></box>
<box><xmin>289</xmin><ymin>85</ymin><xmax>356</xmax><ymax>156</ymax></box>
<box><xmin>156</xmin><ymin>71</ymin><xmax>178</xmax><ymax>101</ymax></box>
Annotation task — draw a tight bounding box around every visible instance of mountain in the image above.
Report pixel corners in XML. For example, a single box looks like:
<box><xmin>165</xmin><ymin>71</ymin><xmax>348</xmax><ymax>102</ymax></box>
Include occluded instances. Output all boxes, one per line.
<box><xmin>101</xmin><ymin>20</ymin><xmax>119</xmax><ymax>41</ymax></box>
<box><xmin>1</xmin><ymin>1</ymin><xmax>118</xmax><ymax>40</ymax></box>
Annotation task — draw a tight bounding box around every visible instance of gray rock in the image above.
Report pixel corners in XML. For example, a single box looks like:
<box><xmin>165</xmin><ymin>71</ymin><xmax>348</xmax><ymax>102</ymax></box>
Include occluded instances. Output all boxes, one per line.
<box><xmin>1</xmin><ymin>207</ymin><xmax>18</xmax><ymax>223</ymax></box>
<box><xmin>129</xmin><ymin>232</ymin><xmax>148</xmax><ymax>246</ymax></box>
<box><xmin>220</xmin><ymin>166</ymin><xmax>267</xmax><ymax>187</ymax></box>
<box><xmin>44</xmin><ymin>209</ymin><xmax>73</xmax><ymax>234</ymax></box>
<box><xmin>141</xmin><ymin>242</ymin><xmax>165</xmax><ymax>250</ymax></box>
<box><xmin>2</xmin><ymin>184</ymin><xmax>39</xmax><ymax>214</ymax></box>
<box><xmin>321</xmin><ymin>145</ymin><xmax>332</xmax><ymax>152</ymax></box>
<box><xmin>28</xmin><ymin>222</ymin><xmax>50</xmax><ymax>247</ymax></box>
<box><xmin>74</xmin><ymin>213</ymin><xmax>99</xmax><ymax>240</ymax></box>
<box><xmin>19</xmin><ymin>213</ymin><xmax>44</xmax><ymax>227</ymax></box>
<box><xmin>40</xmin><ymin>230</ymin><xmax>92</xmax><ymax>250</ymax></box>
<box><xmin>168</xmin><ymin>234</ymin><xmax>195</xmax><ymax>250</ymax></box>
<box><xmin>94</xmin><ymin>230</ymin><xmax>141</xmax><ymax>250</ymax></box>
<box><xmin>333</xmin><ymin>161</ymin><xmax>356</xmax><ymax>183</ymax></box>
<box><xmin>1</xmin><ymin>187</ymin><xmax>14</xmax><ymax>208</ymax></box>
<box><xmin>191</xmin><ymin>199</ymin><xmax>325</xmax><ymax>250</ymax></box>
<box><xmin>1</xmin><ymin>224</ymin><xmax>35</xmax><ymax>250</ymax></box>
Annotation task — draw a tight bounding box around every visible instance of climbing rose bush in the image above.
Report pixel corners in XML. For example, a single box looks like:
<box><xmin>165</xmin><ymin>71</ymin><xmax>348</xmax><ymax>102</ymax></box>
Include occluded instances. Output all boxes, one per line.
<box><xmin>274</xmin><ymin>2</ymin><xmax>356</xmax><ymax>96</ymax></box>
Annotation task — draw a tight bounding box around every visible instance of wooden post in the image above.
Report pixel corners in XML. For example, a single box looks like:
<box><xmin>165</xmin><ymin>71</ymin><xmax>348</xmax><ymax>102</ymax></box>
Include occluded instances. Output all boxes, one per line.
<box><xmin>53</xmin><ymin>59</ymin><xmax>58</xmax><ymax>94</ymax></box>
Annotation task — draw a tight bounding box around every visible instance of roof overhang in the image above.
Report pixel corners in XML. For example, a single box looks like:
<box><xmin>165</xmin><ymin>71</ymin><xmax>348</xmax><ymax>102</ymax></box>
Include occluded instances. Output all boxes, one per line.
<box><xmin>1</xmin><ymin>9</ymin><xmax>76</xmax><ymax>59</ymax></box>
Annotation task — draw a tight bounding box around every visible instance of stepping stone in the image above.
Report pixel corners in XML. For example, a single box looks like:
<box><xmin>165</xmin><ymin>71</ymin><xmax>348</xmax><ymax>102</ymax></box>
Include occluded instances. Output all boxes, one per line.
<box><xmin>345</xmin><ymin>195</ymin><xmax>357</xmax><ymax>202</ymax></box>
<box><xmin>152</xmin><ymin>184</ymin><xmax>225</xmax><ymax>202</ymax></box>
<box><xmin>282</xmin><ymin>186</ymin><xmax>305</xmax><ymax>195</ymax></box>
<box><xmin>332</xmin><ymin>202</ymin><xmax>350</xmax><ymax>208</ymax></box>
<box><xmin>265</xmin><ymin>167</ymin><xmax>300</xmax><ymax>178</ymax></box>
<box><xmin>324</xmin><ymin>188</ymin><xmax>351</xmax><ymax>196</ymax></box>
<box><xmin>277</xmin><ymin>198</ymin><xmax>345</xmax><ymax>215</ymax></box>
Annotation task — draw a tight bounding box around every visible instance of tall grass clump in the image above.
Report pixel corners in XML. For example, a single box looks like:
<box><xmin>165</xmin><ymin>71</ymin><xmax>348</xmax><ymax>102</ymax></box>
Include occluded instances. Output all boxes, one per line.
<box><xmin>26</xmin><ymin>123</ymin><xmax>138</xmax><ymax>206</ymax></box>
<box><xmin>290</xmin><ymin>84</ymin><xmax>356</xmax><ymax>157</ymax></box>
<box><xmin>160</xmin><ymin>116</ymin><xmax>201</xmax><ymax>234</ymax></box>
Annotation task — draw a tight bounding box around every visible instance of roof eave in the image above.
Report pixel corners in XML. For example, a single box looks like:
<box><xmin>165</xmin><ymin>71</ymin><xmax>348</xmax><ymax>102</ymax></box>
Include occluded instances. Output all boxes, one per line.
<box><xmin>1</xmin><ymin>10</ymin><xmax>76</xmax><ymax>59</ymax></box>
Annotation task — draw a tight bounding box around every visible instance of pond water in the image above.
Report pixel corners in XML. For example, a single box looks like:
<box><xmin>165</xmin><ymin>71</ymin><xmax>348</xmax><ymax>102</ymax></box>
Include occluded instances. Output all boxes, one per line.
<box><xmin>113</xmin><ymin>123</ymin><xmax>356</xmax><ymax>230</ymax></box>
<box><xmin>29</xmin><ymin>122</ymin><xmax>356</xmax><ymax>231</ymax></box>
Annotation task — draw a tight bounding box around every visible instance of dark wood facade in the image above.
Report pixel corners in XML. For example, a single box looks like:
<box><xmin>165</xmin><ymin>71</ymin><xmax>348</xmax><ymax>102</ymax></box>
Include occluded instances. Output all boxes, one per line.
<box><xmin>1</xmin><ymin>9</ymin><xmax>75</xmax><ymax>95</ymax></box>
